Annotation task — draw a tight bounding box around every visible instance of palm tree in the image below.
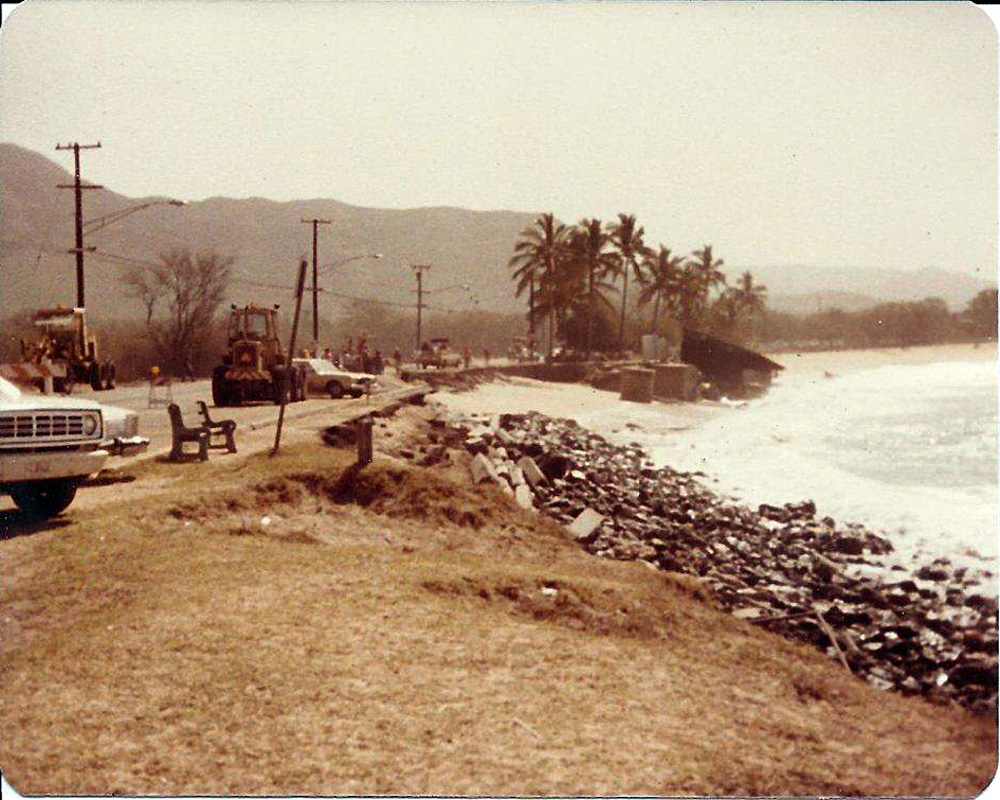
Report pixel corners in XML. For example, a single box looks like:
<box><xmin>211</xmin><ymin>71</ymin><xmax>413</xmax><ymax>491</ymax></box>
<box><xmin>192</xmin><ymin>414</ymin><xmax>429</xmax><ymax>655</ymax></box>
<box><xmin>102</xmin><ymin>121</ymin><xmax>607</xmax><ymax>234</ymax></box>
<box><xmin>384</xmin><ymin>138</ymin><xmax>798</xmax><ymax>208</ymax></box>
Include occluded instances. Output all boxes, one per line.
<box><xmin>678</xmin><ymin>245</ymin><xmax>727</xmax><ymax>330</ymax></box>
<box><xmin>569</xmin><ymin>218</ymin><xmax>619</xmax><ymax>357</ymax></box>
<box><xmin>508</xmin><ymin>213</ymin><xmax>570</xmax><ymax>360</ymax></box>
<box><xmin>732</xmin><ymin>271</ymin><xmax>767</xmax><ymax>316</ymax></box>
<box><xmin>607</xmin><ymin>213</ymin><xmax>651</xmax><ymax>350</ymax></box>
<box><xmin>711</xmin><ymin>288</ymin><xmax>743</xmax><ymax>340</ymax></box>
<box><xmin>688</xmin><ymin>244</ymin><xmax>726</xmax><ymax>294</ymax></box>
<box><xmin>637</xmin><ymin>245</ymin><xmax>684</xmax><ymax>335</ymax></box>
<box><xmin>724</xmin><ymin>271</ymin><xmax>767</xmax><ymax>342</ymax></box>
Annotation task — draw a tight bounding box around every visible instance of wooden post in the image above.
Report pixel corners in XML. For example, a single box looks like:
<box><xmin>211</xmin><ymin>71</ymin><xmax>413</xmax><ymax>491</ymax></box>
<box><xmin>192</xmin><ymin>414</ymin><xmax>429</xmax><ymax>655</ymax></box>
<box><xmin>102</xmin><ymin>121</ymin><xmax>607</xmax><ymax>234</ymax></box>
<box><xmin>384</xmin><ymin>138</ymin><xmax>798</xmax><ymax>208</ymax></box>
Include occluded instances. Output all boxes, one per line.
<box><xmin>356</xmin><ymin>415</ymin><xmax>373</xmax><ymax>467</ymax></box>
<box><xmin>272</xmin><ymin>258</ymin><xmax>308</xmax><ymax>455</ymax></box>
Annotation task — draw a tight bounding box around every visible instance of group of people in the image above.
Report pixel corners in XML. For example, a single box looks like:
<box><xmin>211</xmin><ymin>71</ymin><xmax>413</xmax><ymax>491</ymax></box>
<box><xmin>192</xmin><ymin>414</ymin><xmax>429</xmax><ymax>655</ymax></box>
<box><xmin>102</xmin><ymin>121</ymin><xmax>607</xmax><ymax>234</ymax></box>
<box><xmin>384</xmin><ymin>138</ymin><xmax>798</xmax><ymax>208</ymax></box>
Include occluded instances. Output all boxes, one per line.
<box><xmin>313</xmin><ymin>336</ymin><xmax>400</xmax><ymax>375</ymax></box>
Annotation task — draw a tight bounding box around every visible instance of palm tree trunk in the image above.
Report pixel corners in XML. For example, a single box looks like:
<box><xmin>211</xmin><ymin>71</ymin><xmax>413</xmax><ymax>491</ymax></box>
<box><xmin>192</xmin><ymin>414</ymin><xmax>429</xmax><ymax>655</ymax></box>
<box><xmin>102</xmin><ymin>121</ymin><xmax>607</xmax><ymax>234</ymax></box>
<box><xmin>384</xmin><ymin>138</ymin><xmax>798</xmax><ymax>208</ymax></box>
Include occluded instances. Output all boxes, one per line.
<box><xmin>653</xmin><ymin>294</ymin><xmax>661</xmax><ymax>337</ymax></box>
<box><xmin>528</xmin><ymin>274</ymin><xmax>535</xmax><ymax>339</ymax></box>
<box><xmin>586</xmin><ymin>260</ymin><xmax>594</xmax><ymax>359</ymax></box>
<box><xmin>547</xmin><ymin>257</ymin><xmax>555</xmax><ymax>362</ymax></box>
<box><xmin>618</xmin><ymin>261</ymin><xmax>629</xmax><ymax>351</ymax></box>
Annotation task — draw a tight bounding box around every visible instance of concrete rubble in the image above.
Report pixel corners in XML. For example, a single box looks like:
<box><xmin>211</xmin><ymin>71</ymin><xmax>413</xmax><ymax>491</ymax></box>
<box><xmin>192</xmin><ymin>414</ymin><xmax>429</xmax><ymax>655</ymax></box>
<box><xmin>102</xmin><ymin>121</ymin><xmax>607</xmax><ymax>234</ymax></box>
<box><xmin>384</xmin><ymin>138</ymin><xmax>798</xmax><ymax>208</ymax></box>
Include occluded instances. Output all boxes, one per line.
<box><xmin>432</xmin><ymin>407</ymin><xmax>998</xmax><ymax>713</ymax></box>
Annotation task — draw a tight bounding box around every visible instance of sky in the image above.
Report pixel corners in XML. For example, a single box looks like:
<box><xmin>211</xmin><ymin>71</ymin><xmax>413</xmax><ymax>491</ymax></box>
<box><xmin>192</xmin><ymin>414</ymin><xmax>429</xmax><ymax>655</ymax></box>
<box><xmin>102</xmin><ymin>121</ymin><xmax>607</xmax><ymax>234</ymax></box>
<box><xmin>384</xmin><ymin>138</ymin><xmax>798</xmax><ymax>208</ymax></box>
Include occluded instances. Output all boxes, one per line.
<box><xmin>0</xmin><ymin>0</ymin><xmax>996</xmax><ymax>276</ymax></box>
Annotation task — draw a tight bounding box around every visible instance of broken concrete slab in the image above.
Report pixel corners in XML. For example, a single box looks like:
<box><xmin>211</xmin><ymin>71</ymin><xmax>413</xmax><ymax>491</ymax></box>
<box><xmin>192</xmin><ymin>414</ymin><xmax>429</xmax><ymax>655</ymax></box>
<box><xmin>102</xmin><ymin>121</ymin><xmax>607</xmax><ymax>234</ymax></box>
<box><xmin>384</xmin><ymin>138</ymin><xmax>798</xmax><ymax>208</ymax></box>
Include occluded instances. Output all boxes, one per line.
<box><xmin>514</xmin><ymin>484</ymin><xmax>534</xmax><ymax>510</ymax></box>
<box><xmin>470</xmin><ymin>453</ymin><xmax>500</xmax><ymax>485</ymax></box>
<box><xmin>567</xmin><ymin>508</ymin><xmax>604</xmax><ymax>543</ymax></box>
<box><xmin>518</xmin><ymin>455</ymin><xmax>547</xmax><ymax>488</ymax></box>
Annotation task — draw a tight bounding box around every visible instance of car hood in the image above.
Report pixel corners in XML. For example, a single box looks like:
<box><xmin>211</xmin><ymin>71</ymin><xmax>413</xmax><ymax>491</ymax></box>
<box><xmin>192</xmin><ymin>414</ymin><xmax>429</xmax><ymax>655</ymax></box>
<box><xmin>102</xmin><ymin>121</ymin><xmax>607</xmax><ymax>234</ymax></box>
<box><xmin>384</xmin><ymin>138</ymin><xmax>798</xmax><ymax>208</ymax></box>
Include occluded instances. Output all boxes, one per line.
<box><xmin>0</xmin><ymin>378</ymin><xmax>104</xmax><ymax>412</ymax></box>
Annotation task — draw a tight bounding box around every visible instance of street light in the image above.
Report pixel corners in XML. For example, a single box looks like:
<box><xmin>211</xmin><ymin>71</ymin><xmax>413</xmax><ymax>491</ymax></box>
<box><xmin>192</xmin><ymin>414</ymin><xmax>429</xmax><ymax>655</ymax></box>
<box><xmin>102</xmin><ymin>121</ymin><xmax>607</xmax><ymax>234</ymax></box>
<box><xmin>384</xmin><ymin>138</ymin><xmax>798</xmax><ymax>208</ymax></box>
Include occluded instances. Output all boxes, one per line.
<box><xmin>317</xmin><ymin>252</ymin><xmax>382</xmax><ymax>276</ymax></box>
<box><xmin>83</xmin><ymin>199</ymin><xmax>186</xmax><ymax>235</ymax></box>
<box><xmin>311</xmin><ymin>252</ymin><xmax>385</xmax><ymax>353</ymax></box>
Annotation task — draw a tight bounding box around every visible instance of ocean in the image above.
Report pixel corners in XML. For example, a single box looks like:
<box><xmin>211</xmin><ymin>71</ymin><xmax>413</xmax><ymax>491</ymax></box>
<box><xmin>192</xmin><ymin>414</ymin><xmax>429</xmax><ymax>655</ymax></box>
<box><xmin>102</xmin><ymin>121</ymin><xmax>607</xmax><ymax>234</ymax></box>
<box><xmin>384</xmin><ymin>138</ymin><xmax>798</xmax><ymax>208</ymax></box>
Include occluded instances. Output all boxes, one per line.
<box><xmin>575</xmin><ymin>347</ymin><xmax>998</xmax><ymax>585</ymax></box>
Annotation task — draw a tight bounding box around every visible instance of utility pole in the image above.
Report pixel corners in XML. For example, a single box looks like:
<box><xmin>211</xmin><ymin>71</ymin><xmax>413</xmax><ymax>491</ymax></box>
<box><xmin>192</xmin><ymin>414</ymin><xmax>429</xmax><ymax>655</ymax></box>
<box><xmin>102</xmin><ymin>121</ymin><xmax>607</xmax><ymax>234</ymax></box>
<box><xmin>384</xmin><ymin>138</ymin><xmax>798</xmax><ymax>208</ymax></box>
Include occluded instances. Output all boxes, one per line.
<box><xmin>273</xmin><ymin>258</ymin><xmax>309</xmax><ymax>455</ymax></box>
<box><xmin>411</xmin><ymin>264</ymin><xmax>431</xmax><ymax>354</ymax></box>
<box><xmin>56</xmin><ymin>141</ymin><xmax>102</xmax><ymax>310</ymax></box>
<box><xmin>300</xmin><ymin>217</ymin><xmax>331</xmax><ymax>354</ymax></box>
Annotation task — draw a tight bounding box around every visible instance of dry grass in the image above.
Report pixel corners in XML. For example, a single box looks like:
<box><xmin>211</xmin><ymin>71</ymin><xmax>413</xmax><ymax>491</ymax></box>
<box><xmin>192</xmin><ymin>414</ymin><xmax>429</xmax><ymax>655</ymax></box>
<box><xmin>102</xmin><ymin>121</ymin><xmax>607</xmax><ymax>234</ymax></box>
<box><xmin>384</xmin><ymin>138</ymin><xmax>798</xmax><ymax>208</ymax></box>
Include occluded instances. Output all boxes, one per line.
<box><xmin>1</xmin><ymin>442</ymin><xmax>996</xmax><ymax>796</ymax></box>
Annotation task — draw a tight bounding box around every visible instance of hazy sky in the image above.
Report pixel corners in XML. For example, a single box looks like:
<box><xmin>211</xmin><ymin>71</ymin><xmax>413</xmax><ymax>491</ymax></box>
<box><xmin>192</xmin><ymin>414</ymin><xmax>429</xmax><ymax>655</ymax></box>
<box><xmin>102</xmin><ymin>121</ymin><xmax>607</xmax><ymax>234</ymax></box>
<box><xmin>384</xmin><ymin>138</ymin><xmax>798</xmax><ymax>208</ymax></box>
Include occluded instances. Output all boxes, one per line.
<box><xmin>0</xmin><ymin>1</ymin><xmax>996</xmax><ymax>275</ymax></box>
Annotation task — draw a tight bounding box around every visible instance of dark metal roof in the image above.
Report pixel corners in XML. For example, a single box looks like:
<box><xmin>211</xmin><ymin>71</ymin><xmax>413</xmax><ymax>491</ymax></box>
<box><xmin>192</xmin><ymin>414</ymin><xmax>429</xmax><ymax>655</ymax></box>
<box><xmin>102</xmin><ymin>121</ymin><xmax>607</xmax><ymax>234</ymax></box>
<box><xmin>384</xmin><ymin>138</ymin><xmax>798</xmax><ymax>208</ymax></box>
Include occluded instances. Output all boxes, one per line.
<box><xmin>681</xmin><ymin>329</ymin><xmax>784</xmax><ymax>376</ymax></box>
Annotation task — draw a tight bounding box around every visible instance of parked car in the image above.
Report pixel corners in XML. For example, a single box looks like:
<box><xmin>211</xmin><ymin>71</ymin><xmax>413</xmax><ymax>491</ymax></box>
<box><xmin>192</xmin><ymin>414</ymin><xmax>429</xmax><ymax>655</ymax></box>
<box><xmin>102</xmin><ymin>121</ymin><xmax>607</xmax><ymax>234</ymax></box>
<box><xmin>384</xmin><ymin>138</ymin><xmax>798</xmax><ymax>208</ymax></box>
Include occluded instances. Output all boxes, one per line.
<box><xmin>292</xmin><ymin>358</ymin><xmax>377</xmax><ymax>399</ymax></box>
<box><xmin>100</xmin><ymin>403</ymin><xmax>150</xmax><ymax>457</ymax></box>
<box><xmin>0</xmin><ymin>376</ymin><xmax>108</xmax><ymax>518</ymax></box>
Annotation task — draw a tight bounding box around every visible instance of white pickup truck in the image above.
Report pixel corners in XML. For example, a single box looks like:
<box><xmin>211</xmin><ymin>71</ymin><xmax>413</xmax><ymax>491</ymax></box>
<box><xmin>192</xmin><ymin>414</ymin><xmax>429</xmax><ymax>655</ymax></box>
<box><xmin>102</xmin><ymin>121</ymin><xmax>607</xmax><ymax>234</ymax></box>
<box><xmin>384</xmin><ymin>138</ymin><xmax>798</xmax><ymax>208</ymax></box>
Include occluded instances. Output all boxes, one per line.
<box><xmin>0</xmin><ymin>377</ymin><xmax>148</xmax><ymax>518</ymax></box>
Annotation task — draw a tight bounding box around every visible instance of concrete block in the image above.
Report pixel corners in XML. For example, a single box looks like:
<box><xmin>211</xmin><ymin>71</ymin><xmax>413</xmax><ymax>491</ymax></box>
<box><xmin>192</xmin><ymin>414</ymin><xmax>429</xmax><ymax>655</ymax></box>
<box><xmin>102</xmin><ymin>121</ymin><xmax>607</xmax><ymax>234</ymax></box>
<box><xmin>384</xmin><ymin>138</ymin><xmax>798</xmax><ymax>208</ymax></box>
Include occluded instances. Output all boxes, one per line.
<box><xmin>509</xmin><ymin>465</ymin><xmax>525</xmax><ymax>486</ymax></box>
<box><xmin>518</xmin><ymin>456</ymin><xmax>546</xmax><ymax>488</ymax></box>
<box><xmin>567</xmin><ymin>508</ymin><xmax>604</xmax><ymax>543</ymax></box>
<box><xmin>514</xmin><ymin>484</ymin><xmax>534</xmax><ymax>510</ymax></box>
<box><xmin>470</xmin><ymin>453</ymin><xmax>499</xmax><ymax>484</ymax></box>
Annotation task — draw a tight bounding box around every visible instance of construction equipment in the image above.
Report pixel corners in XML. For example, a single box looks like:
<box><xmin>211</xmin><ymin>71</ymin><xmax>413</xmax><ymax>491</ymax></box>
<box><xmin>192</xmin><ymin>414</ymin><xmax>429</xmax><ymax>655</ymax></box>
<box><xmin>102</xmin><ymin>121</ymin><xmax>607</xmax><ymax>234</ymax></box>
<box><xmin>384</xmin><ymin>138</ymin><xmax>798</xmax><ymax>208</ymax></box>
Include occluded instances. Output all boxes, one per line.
<box><xmin>211</xmin><ymin>303</ymin><xmax>304</xmax><ymax>406</ymax></box>
<box><xmin>7</xmin><ymin>305</ymin><xmax>115</xmax><ymax>394</ymax></box>
<box><xmin>416</xmin><ymin>337</ymin><xmax>462</xmax><ymax>369</ymax></box>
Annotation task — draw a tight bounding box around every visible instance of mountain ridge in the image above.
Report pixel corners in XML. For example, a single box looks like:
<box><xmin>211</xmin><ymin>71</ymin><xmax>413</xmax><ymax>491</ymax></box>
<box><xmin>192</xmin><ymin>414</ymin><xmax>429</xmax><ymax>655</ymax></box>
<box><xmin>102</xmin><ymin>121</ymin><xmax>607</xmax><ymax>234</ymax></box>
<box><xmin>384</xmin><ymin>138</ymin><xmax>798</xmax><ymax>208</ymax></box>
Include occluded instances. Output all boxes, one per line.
<box><xmin>0</xmin><ymin>142</ymin><xmax>993</xmax><ymax>323</ymax></box>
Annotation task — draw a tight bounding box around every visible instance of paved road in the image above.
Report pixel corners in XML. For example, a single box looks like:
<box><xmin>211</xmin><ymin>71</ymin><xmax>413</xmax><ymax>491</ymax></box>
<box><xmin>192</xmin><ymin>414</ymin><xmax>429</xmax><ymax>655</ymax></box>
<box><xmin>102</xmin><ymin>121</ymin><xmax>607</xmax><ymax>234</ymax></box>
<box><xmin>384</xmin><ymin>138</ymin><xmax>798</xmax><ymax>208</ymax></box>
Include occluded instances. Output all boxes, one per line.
<box><xmin>77</xmin><ymin>375</ymin><xmax>410</xmax><ymax>459</ymax></box>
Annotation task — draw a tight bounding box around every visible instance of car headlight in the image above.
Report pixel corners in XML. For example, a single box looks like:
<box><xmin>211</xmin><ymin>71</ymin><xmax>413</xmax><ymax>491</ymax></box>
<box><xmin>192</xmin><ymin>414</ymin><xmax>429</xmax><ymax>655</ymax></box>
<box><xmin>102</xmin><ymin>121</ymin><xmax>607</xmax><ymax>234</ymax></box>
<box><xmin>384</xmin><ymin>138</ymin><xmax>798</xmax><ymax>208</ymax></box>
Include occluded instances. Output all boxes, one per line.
<box><xmin>125</xmin><ymin>412</ymin><xmax>139</xmax><ymax>437</ymax></box>
<box><xmin>82</xmin><ymin>412</ymin><xmax>100</xmax><ymax>437</ymax></box>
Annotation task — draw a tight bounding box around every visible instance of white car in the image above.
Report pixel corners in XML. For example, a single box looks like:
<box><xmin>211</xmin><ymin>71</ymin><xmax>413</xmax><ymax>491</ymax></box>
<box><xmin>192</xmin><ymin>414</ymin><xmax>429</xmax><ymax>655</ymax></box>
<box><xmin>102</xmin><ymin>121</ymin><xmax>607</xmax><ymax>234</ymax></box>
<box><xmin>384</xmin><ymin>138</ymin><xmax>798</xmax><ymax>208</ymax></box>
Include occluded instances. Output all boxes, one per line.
<box><xmin>292</xmin><ymin>358</ymin><xmax>378</xmax><ymax>399</ymax></box>
<box><xmin>0</xmin><ymin>377</ymin><xmax>109</xmax><ymax>517</ymax></box>
<box><xmin>100</xmin><ymin>403</ymin><xmax>149</xmax><ymax>457</ymax></box>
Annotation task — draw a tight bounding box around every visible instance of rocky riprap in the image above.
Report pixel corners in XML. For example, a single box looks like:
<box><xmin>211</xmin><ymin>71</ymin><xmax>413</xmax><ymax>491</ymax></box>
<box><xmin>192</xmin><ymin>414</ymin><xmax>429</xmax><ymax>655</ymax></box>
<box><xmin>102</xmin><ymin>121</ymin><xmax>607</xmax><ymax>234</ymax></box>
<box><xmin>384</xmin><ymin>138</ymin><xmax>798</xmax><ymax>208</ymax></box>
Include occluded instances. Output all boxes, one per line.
<box><xmin>430</xmin><ymin>408</ymin><xmax>998</xmax><ymax>713</ymax></box>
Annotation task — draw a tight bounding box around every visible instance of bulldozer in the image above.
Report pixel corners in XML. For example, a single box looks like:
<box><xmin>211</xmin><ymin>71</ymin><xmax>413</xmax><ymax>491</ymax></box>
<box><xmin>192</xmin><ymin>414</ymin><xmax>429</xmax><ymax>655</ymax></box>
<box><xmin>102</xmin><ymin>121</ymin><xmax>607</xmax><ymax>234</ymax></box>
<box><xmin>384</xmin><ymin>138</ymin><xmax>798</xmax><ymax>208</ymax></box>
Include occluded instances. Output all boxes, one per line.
<box><xmin>211</xmin><ymin>303</ymin><xmax>304</xmax><ymax>406</ymax></box>
<box><xmin>10</xmin><ymin>305</ymin><xmax>116</xmax><ymax>393</ymax></box>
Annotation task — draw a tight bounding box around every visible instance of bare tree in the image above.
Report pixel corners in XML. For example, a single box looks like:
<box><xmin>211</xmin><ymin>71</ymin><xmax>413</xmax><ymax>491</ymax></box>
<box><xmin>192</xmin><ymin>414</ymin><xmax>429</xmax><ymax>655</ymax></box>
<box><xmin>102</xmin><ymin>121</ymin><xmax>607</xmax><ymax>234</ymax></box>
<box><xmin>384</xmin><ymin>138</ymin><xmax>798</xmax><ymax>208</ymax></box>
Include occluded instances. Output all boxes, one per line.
<box><xmin>126</xmin><ymin>249</ymin><xmax>233</xmax><ymax>378</ymax></box>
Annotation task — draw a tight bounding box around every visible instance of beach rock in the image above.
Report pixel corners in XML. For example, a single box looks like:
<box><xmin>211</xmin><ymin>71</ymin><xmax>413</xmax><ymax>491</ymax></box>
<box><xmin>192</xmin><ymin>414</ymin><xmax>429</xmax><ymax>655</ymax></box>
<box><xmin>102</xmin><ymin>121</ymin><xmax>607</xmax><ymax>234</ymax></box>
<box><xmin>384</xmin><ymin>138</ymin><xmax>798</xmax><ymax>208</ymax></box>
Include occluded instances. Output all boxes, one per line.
<box><xmin>540</xmin><ymin>453</ymin><xmax>573</xmax><ymax>481</ymax></box>
<box><xmin>916</xmin><ymin>565</ymin><xmax>950</xmax><ymax>582</ymax></box>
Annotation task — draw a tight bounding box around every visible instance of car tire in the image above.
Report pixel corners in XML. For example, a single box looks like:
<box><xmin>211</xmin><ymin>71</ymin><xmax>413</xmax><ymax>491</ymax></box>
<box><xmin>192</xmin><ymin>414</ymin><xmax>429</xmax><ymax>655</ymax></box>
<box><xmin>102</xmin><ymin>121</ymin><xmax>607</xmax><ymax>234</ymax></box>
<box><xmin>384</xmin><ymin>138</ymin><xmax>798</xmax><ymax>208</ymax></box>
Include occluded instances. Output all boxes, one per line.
<box><xmin>327</xmin><ymin>381</ymin><xmax>344</xmax><ymax>399</ymax></box>
<box><xmin>10</xmin><ymin>479</ymin><xmax>79</xmax><ymax>519</ymax></box>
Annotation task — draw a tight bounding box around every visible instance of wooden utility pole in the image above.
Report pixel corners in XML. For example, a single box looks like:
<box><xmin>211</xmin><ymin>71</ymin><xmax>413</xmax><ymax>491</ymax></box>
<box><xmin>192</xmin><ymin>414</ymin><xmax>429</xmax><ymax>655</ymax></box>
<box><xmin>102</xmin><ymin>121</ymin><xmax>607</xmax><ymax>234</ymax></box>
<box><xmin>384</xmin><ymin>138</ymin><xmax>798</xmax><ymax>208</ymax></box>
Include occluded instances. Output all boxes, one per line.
<box><xmin>301</xmin><ymin>218</ymin><xmax>331</xmax><ymax>354</ymax></box>
<box><xmin>272</xmin><ymin>258</ymin><xmax>308</xmax><ymax>455</ymax></box>
<box><xmin>56</xmin><ymin>141</ymin><xmax>102</xmax><ymax>311</ymax></box>
<box><xmin>411</xmin><ymin>264</ymin><xmax>431</xmax><ymax>354</ymax></box>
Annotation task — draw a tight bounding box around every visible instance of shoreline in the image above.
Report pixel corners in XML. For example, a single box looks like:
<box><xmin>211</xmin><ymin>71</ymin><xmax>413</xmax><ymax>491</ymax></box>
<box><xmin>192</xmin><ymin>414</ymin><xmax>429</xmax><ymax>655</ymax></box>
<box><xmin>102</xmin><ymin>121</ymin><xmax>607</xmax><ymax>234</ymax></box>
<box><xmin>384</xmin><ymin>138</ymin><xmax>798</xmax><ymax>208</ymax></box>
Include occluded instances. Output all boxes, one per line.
<box><xmin>436</xmin><ymin>342</ymin><xmax>998</xmax><ymax>586</ymax></box>
<box><xmin>428</xmin><ymin>402</ymin><xmax>998</xmax><ymax>710</ymax></box>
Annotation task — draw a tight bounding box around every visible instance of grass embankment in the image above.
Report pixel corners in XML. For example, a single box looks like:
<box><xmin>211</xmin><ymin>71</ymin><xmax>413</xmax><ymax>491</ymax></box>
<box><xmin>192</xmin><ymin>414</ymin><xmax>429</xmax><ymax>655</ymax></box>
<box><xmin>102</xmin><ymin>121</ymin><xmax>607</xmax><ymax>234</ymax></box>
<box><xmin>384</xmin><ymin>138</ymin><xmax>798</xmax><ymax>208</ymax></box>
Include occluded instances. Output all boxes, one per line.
<box><xmin>1</xmin><ymin>443</ymin><xmax>996</xmax><ymax>796</ymax></box>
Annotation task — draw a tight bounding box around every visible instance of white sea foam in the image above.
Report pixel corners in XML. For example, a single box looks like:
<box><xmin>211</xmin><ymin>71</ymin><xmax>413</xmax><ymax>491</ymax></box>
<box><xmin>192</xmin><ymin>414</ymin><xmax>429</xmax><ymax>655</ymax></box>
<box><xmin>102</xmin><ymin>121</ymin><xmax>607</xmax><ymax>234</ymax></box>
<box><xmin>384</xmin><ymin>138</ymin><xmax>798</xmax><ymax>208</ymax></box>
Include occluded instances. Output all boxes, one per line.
<box><xmin>574</xmin><ymin>358</ymin><xmax>998</xmax><ymax>583</ymax></box>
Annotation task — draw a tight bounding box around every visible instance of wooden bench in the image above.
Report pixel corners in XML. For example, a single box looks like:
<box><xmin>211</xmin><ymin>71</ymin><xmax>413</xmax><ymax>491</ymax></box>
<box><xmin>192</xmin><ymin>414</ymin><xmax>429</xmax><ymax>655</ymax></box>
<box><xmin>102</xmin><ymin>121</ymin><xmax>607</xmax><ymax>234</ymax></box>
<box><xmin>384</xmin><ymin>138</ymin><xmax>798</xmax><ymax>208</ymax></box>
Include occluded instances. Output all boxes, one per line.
<box><xmin>196</xmin><ymin>401</ymin><xmax>238</xmax><ymax>453</ymax></box>
<box><xmin>167</xmin><ymin>403</ymin><xmax>209</xmax><ymax>462</ymax></box>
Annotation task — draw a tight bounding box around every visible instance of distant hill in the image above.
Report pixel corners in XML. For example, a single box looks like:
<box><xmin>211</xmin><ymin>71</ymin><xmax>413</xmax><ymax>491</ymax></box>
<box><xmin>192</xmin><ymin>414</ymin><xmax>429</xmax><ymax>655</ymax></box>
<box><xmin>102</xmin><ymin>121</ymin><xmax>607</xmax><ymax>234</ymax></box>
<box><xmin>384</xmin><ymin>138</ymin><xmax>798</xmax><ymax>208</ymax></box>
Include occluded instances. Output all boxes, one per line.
<box><xmin>1</xmin><ymin>143</ymin><xmax>994</xmax><ymax>324</ymax></box>
<box><xmin>768</xmin><ymin>291</ymin><xmax>879</xmax><ymax>315</ymax></box>
<box><xmin>748</xmin><ymin>264</ymin><xmax>993</xmax><ymax>313</ymax></box>
<box><xmin>0</xmin><ymin>143</ymin><xmax>539</xmax><ymax>322</ymax></box>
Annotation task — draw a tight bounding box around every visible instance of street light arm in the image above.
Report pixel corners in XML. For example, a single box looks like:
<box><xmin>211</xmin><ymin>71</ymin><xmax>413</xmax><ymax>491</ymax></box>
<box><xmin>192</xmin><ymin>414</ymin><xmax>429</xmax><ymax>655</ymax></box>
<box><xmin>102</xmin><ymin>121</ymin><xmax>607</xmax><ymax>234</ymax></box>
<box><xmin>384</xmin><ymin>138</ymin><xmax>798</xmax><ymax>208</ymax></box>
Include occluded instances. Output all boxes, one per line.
<box><xmin>425</xmin><ymin>283</ymin><xmax>471</xmax><ymax>294</ymax></box>
<box><xmin>83</xmin><ymin>199</ymin><xmax>186</xmax><ymax>235</ymax></box>
<box><xmin>317</xmin><ymin>252</ymin><xmax>383</xmax><ymax>276</ymax></box>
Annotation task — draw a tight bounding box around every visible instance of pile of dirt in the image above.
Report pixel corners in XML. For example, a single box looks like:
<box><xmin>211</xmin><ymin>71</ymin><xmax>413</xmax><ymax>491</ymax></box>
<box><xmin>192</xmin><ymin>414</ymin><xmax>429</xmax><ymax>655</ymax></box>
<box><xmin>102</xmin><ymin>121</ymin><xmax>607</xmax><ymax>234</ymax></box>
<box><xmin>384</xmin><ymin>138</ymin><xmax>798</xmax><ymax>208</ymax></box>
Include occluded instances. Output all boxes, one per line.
<box><xmin>290</xmin><ymin>462</ymin><xmax>525</xmax><ymax>530</ymax></box>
